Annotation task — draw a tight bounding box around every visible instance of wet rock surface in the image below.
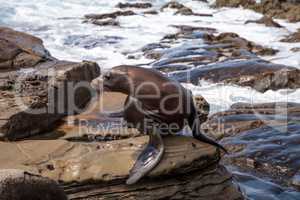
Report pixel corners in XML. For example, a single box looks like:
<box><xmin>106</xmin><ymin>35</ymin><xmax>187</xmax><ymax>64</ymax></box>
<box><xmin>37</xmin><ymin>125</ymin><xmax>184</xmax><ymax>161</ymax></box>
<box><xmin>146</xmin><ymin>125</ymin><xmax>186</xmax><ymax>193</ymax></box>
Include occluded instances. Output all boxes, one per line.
<box><xmin>132</xmin><ymin>25</ymin><xmax>300</xmax><ymax>93</ymax></box>
<box><xmin>0</xmin><ymin>169</ymin><xmax>67</xmax><ymax>200</ymax></box>
<box><xmin>215</xmin><ymin>0</ymin><xmax>300</xmax><ymax>22</ymax></box>
<box><xmin>116</xmin><ymin>2</ymin><xmax>152</xmax><ymax>9</ymax></box>
<box><xmin>245</xmin><ymin>16</ymin><xmax>282</xmax><ymax>28</ymax></box>
<box><xmin>171</xmin><ymin>59</ymin><xmax>300</xmax><ymax>92</ymax></box>
<box><xmin>281</xmin><ymin>29</ymin><xmax>300</xmax><ymax>42</ymax></box>
<box><xmin>0</xmin><ymin>27</ymin><xmax>100</xmax><ymax>140</ymax></box>
<box><xmin>202</xmin><ymin>102</ymin><xmax>300</xmax><ymax>191</ymax></box>
<box><xmin>161</xmin><ymin>1</ymin><xmax>213</xmax><ymax>16</ymax></box>
<box><xmin>84</xmin><ymin>10</ymin><xmax>136</xmax><ymax>20</ymax></box>
<box><xmin>83</xmin><ymin>10</ymin><xmax>136</xmax><ymax>26</ymax></box>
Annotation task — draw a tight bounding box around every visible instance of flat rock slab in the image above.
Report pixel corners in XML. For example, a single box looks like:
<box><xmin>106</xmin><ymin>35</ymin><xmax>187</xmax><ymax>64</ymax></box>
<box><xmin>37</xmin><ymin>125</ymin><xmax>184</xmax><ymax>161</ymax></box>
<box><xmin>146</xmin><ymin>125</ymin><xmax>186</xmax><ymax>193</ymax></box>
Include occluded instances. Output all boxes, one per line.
<box><xmin>65</xmin><ymin>165</ymin><xmax>243</xmax><ymax>200</ymax></box>
<box><xmin>0</xmin><ymin>135</ymin><xmax>219</xmax><ymax>183</ymax></box>
<box><xmin>202</xmin><ymin>102</ymin><xmax>300</xmax><ymax>190</ymax></box>
<box><xmin>0</xmin><ymin>90</ymin><xmax>244</xmax><ymax>199</ymax></box>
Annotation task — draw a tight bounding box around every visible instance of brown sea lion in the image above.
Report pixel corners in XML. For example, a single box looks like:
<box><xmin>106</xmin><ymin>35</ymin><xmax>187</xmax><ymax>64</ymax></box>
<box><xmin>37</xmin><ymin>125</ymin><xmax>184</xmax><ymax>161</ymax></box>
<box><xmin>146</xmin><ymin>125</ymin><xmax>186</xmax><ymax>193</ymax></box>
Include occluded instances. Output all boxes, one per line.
<box><xmin>93</xmin><ymin>65</ymin><xmax>226</xmax><ymax>184</ymax></box>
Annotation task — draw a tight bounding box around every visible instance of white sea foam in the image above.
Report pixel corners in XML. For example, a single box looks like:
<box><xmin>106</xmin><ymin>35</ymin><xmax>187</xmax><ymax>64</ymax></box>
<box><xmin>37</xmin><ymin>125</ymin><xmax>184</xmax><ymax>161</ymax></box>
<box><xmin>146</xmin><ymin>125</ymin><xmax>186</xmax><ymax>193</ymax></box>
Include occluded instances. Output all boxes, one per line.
<box><xmin>1</xmin><ymin>0</ymin><xmax>300</xmax><ymax>112</ymax></box>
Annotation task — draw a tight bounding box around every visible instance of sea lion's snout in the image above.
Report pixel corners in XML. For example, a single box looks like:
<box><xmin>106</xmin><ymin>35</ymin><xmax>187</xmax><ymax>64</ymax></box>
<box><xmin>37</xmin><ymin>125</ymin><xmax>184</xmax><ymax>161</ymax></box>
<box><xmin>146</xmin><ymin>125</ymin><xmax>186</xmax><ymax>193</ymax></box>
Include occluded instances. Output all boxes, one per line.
<box><xmin>100</xmin><ymin>69</ymin><xmax>131</xmax><ymax>93</ymax></box>
<box><xmin>91</xmin><ymin>77</ymin><xmax>104</xmax><ymax>94</ymax></box>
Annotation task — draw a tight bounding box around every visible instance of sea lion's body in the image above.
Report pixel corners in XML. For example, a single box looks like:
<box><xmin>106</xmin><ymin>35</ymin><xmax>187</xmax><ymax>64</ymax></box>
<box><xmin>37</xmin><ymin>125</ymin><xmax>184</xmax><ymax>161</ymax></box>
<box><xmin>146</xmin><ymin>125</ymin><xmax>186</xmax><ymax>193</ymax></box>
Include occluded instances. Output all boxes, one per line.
<box><xmin>95</xmin><ymin>65</ymin><xmax>226</xmax><ymax>184</ymax></box>
<box><xmin>117</xmin><ymin>66</ymin><xmax>193</xmax><ymax>133</ymax></box>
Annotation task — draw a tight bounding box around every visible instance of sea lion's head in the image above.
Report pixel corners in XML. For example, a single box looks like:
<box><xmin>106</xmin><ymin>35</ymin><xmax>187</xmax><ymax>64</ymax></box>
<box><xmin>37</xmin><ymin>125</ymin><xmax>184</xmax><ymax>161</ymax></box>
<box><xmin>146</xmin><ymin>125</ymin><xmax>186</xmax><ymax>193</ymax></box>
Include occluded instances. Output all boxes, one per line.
<box><xmin>91</xmin><ymin>66</ymin><xmax>132</xmax><ymax>94</ymax></box>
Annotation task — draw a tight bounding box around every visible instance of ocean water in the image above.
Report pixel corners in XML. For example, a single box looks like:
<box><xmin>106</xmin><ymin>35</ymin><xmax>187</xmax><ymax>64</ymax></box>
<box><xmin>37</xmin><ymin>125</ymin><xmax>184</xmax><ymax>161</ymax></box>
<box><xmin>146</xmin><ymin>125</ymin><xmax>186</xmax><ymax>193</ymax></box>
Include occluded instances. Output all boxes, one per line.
<box><xmin>1</xmin><ymin>0</ymin><xmax>300</xmax><ymax>199</ymax></box>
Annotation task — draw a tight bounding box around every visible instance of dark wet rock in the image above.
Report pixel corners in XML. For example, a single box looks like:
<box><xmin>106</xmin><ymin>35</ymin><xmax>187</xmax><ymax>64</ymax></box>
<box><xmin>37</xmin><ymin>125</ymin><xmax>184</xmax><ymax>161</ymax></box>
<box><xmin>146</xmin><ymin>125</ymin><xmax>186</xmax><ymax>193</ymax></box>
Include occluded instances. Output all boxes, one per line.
<box><xmin>291</xmin><ymin>47</ymin><xmax>300</xmax><ymax>52</ymax></box>
<box><xmin>90</xmin><ymin>18</ymin><xmax>120</xmax><ymax>26</ymax></box>
<box><xmin>170</xmin><ymin>59</ymin><xmax>300</xmax><ymax>92</ymax></box>
<box><xmin>0</xmin><ymin>169</ymin><xmax>67</xmax><ymax>200</ymax></box>
<box><xmin>245</xmin><ymin>16</ymin><xmax>283</xmax><ymax>28</ymax></box>
<box><xmin>281</xmin><ymin>29</ymin><xmax>300</xmax><ymax>43</ymax></box>
<box><xmin>174</xmin><ymin>6</ymin><xmax>194</xmax><ymax>15</ymax></box>
<box><xmin>160</xmin><ymin>29</ymin><xmax>277</xmax><ymax>57</ymax></box>
<box><xmin>141</xmin><ymin>43</ymin><xmax>170</xmax><ymax>60</ymax></box>
<box><xmin>202</xmin><ymin>102</ymin><xmax>300</xmax><ymax>190</ymax></box>
<box><xmin>140</xmin><ymin>26</ymin><xmax>281</xmax><ymax>82</ymax></box>
<box><xmin>0</xmin><ymin>27</ymin><xmax>100</xmax><ymax>140</ymax></box>
<box><xmin>84</xmin><ymin>10</ymin><xmax>136</xmax><ymax>20</ymax></box>
<box><xmin>116</xmin><ymin>2</ymin><xmax>152</xmax><ymax>9</ymax></box>
<box><xmin>143</xmin><ymin>10</ymin><xmax>159</xmax><ymax>15</ymax></box>
<box><xmin>64</xmin><ymin>35</ymin><xmax>124</xmax><ymax>49</ymax></box>
<box><xmin>171</xmin><ymin>25</ymin><xmax>217</xmax><ymax>34</ymax></box>
<box><xmin>161</xmin><ymin>1</ymin><xmax>213</xmax><ymax>16</ymax></box>
<box><xmin>214</xmin><ymin>0</ymin><xmax>256</xmax><ymax>8</ymax></box>
<box><xmin>215</xmin><ymin>0</ymin><xmax>300</xmax><ymax>22</ymax></box>
<box><xmin>160</xmin><ymin>1</ymin><xmax>188</xmax><ymax>11</ymax></box>
<box><xmin>204</xmin><ymin>32</ymin><xmax>278</xmax><ymax>56</ymax></box>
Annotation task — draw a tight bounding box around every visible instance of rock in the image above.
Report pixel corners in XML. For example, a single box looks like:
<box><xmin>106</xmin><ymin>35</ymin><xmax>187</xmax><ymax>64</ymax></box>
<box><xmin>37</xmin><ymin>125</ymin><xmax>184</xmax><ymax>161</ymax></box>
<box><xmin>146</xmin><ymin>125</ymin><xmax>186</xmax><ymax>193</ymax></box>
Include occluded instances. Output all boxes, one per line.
<box><xmin>0</xmin><ymin>27</ymin><xmax>100</xmax><ymax>140</ymax></box>
<box><xmin>53</xmin><ymin>92</ymin><xmax>141</xmax><ymax>141</ymax></box>
<box><xmin>161</xmin><ymin>1</ymin><xmax>213</xmax><ymax>16</ymax></box>
<box><xmin>66</xmin><ymin>165</ymin><xmax>243</xmax><ymax>200</ymax></box>
<box><xmin>214</xmin><ymin>0</ymin><xmax>256</xmax><ymax>8</ymax></box>
<box><xmin>160</xmin><ymin>1</ymin><xmax>187</xmax><ymax>11</ymax></box>
<box><xmin>158</xmin><ymin>29</ymin><xmax>276</xmax><ymax>57</ymax></box>
<box><xmin>64</xmin><ymin>35</ymin><xmax>124</xmax><ymax>49</ymax></box>
<box><xmin>143</xmin><ymin>10</ymin><xmax>159</xmax><ymax>15</ymax></box>
<box><xmin>215</xmin><ymin>0</ymin><xmax>300</xmax><ymax>22</ymax></box>
<box><xmin>202</xmin><ymin>102</ymin><xmax>300</xmax><ymax>190</ymax></box>
<box><xmin>84</xmin><ymin>10</ymin><xmax>136</xmax><ymax>20</ymax></box>
<box><xmin>116</xmin><ymin>2</ymin><xmax>152</xmax><ymax>9</ymax></box>
<box><xmin>281</xmin><ymin>29</ymin><xmax>300</xmax><ymax>42</ymax></box>
<box><xmin>170</xmin><ymin>59</ymin><xmax>300</xmax><ymax>92</ymax></box>
<box><xmin>174</xmin><ymin>6</ymin><xmax>194</xmax><ymax>15</ymax></box>
<box><xmin>291</xmin><ymin>47</ymin><xmax>300</xmax><ymax>52</ymax></box>
<box><xmin>0</xmin><ymin>91</ymin><xmax>244</xmax><ymax>199</ymax></box>
<box><xmin>0</xmin><ymin>27</ymin><xmax>50</xmax><ymax>59</ymax></box>
<box><xmin>0</xmin><ymin>27</ymin><xmax>51</xmax><ymax>70</ymax></box>
<box><xmin>171</xmin><ymin>25</ymin><xmax>217</xmax><ymax>34</ymax></box>
<box><xmin>0</xmin><ymin>169</ymin><xmax>67</xmax><ymax>200</ymax></box>
<box><xmin>204</xmin><ymin>32</ymin><xmax>278</xmax><ymax>56</ymax></box>
<box><xmin>245</xmin><ymin>16</ymin><xmax>282</xmax><ymax>28</ymax></box>
<box><xmin>90</xmin><ymin>18</ymin><xmax>120</xmax><ymax>26</ymax></box>
<box><xmin>0</xmin><ymin>136</ymin><xmax>243</xmax><ymax>199</ymax></box>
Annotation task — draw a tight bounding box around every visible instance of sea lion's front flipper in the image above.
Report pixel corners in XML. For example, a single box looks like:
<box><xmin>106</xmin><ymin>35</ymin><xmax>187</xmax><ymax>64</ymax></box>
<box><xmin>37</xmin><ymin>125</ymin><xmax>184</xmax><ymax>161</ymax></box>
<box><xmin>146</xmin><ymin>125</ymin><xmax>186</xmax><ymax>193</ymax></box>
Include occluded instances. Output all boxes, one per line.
<box><xmin>126</xmin><ymin>128</ymin><xmax>164</xmax><ymax>185</ymax></box>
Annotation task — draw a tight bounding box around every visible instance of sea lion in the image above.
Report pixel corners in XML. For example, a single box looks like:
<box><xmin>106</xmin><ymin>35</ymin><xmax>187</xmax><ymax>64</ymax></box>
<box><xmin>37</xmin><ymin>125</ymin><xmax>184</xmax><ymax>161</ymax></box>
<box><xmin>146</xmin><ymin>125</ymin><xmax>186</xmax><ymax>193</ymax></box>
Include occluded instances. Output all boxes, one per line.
<box><xmin>93</xmin><ymin>65</ymin><xmax>226</xmax><ymax>184</ymax></box>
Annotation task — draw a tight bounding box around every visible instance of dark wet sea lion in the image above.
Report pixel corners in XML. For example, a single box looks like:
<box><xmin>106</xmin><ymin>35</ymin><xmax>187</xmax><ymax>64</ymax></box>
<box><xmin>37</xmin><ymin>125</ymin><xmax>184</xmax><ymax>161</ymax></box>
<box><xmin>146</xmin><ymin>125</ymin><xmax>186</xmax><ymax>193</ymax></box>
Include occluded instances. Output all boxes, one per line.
<box><xmin>94</xmin><ymin>65</ymin><xmax>226</xmax><ymax>184</ymax></box>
